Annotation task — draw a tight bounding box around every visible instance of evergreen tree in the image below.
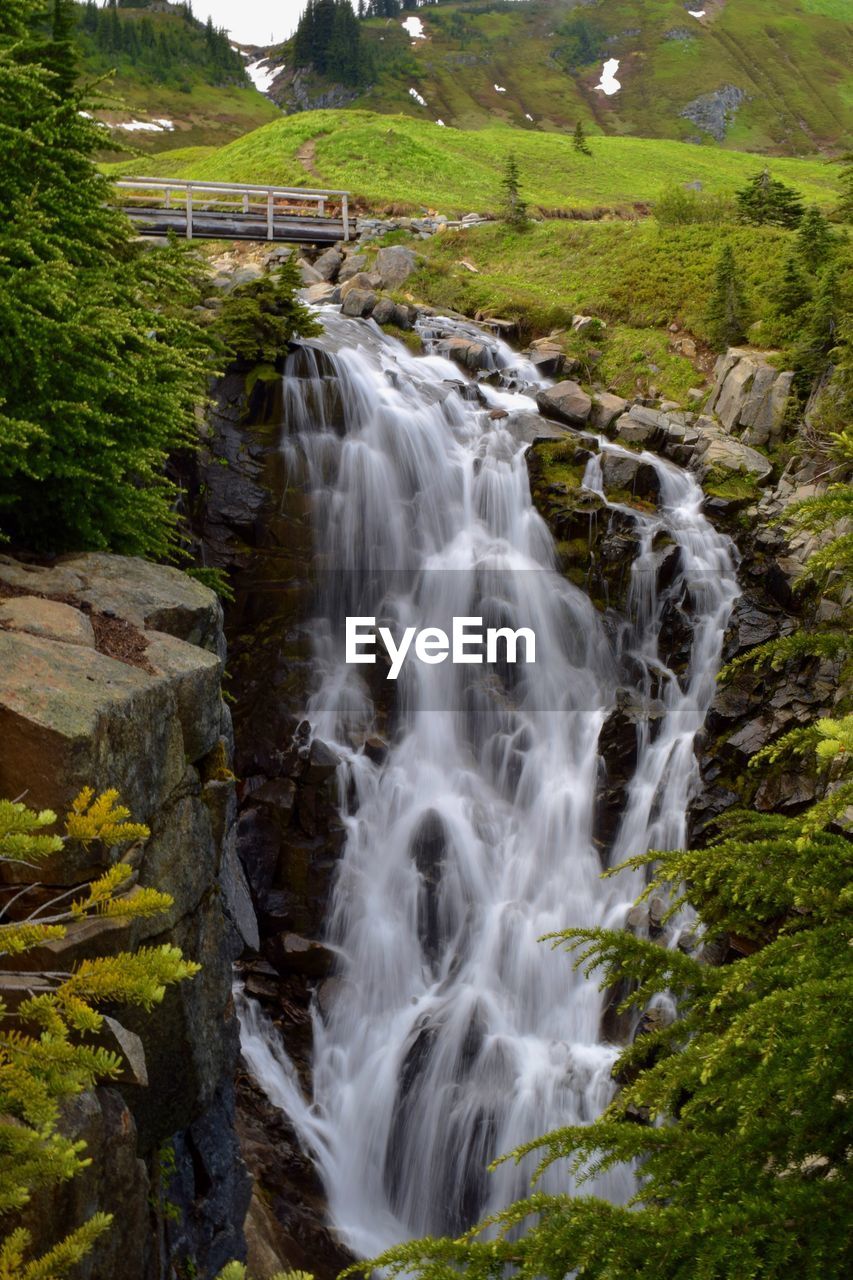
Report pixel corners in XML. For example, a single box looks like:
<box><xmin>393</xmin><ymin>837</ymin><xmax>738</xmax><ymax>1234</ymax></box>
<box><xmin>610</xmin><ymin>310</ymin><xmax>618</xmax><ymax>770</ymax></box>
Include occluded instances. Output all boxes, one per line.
<box><xmin>797</xmin><ymin>204</ymin><xmax>834</xmax><ymax>274</ymax></box>
<box><xmin>792</xmin><ymin>263</ymin><xmax>842</xmax><ymax>390</ymax></box>
<box><xmin>76</xmin><ymin>1</ymin><xmax>250</xmax><ymax>89</ymax></box>
<box><xmin>213</xmin><ymin>258</ymin><xmax>321</xmax><ymax>364</ymax></box>
<box><xmin>831</xmin><ymin>150</ymin><xmax>853</xmax><ymax>223</ymax></box>
<box><xmin>43</xmin><ymin>0</ymin><xmax>77</xmax><ymax>98</ymax></box>
<box><xmin>705</xmin><ymin>244</ymin><xmax>749</xmax><ymax>350</ymax></box>
<box><xmin>735</xmin><ymin>166</ymin><xmax>805</xmax><ymax>228</ymax></box>
<box><xmin>771</xmin><ymin>252</ymin><xmax>812</xmax><ymax>317</ymax></box>
<box><xmin>0</xmin><ymin>0</ymin><xmax>211</xmax><ymax>555</ymax></box>
<box><xmin>500</xmin><ymin>153</ymin><xmax>528</xmax><ymax>229</ymax></box>
<box><xmin>572</xmin><ymin>120</ymin><xmax>592</xmax><ymax>157</ymax></box>
<box><xmin>292</xmin><ymin>0</ymin><xmax>366</xmax><ymax>86</ymax></box>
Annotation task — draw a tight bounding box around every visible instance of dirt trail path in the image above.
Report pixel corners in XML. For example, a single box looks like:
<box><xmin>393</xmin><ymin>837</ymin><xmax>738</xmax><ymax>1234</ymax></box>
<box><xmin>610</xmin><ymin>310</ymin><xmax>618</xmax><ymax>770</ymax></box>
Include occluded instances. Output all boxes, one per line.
<box><xmin>296</xmin><ymin>137</ymin><xmax>321</xmax><ymax>179</ymax></box>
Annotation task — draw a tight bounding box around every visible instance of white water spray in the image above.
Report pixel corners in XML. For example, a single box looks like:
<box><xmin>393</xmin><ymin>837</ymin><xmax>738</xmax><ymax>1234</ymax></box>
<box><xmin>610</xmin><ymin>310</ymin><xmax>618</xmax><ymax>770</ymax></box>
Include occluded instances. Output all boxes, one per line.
<box><xmin>237</xmin><ymin>311</ymin><xmax>738</xmax><ymax>1257</ymax></box>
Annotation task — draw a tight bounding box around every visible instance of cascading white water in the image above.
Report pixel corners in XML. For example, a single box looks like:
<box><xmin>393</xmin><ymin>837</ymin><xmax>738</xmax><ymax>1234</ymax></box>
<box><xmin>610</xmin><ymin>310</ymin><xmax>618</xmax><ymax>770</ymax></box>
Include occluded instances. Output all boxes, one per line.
<box><xmin>237</xmin><ymin>310</ymin><xmax>739</xmax><ymax>1258</ymax></box>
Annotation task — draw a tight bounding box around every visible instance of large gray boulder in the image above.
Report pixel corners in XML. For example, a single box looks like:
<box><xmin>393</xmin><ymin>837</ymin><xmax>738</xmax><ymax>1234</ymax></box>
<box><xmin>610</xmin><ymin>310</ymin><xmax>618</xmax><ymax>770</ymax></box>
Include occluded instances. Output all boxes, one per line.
<box><xmin>297</xmin><ymin>258</ymin><xmax>324</xmax><ymax>285</ymax></box>
<box><xmin>693</xmin><ymin>416</ymin><xmax>774</xmax><ymax>482</ymax></box>
<box><xmin>435</xmin><ymin>335</ymin><xmax>493</xmax><ymax>372</ymax></box>
<box><xmin>341</xmin><ymin>287</ymin><xmax>377</xmax><ymax>318</ymax></box>
<box><xmin>600</xmin><ymin>452</ymin><xmax>661</xmax><ymax>501</ymax></box>
<box><xmin>338</xmin><ymin>252</ymin><xmax>368</xmax><ymax>282</ymax></box>
<box><xmin>375</xmin><ymin>245</ymin><xmax>418</xmax><ymax>289</ymax></box>
<box><xmin>590</xmin><ymin>392</ymin><xmax>628</xmax><ymax>433</ymax></box>
<box><xmin>312</xmin><ymin>247</ymin><xmax>343</xmax><ymax>282</ymax></box>
<box><xmin>371</xmin><ymin>295</ymin><xmax>397</xmax><ymax>325</ymax></box>
<box><xmin>500</xmin><ymin>411</ymin><xmax>582</xmax><ymax>446</ymax></box>
<box><xmin>706</xmin><ymin>347</ymin><xmax>794</xmax><ymax>446</ymax></box>
<box><xmin>339</xmin><ymin>271</ymin><xmax>382</xmax><ymax>300</ymax></box>
<box><xmin>536</xmin><ymin>381</ymin><xmax>593</xmax><ymax>427</ymax></box>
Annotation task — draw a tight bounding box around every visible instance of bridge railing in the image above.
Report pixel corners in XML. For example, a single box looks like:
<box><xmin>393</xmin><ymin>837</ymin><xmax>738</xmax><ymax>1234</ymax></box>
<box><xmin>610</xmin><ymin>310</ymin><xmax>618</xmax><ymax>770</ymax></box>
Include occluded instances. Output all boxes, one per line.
<box><xmin>115</xmin><ymin>178</ymin><xmax>352</xmax><ymax>241</ymax></box>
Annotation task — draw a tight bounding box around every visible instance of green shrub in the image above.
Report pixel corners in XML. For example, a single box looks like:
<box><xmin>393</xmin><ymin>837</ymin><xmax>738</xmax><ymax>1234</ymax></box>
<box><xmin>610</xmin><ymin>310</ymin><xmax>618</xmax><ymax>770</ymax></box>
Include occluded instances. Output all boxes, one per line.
<box><xmin>654</xmin><ymin>184</ymin><xmax>736</xmax><ymax>226</ymax></box>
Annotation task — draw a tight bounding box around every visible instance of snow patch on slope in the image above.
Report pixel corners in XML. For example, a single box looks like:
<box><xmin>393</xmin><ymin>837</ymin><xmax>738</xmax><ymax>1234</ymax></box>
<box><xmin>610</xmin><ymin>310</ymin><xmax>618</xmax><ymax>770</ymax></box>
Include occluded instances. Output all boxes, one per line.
<box><xmin>115</xmin><ymin>118</ymin><xmax>174</xmax><ymax>133</ymax></box>
<box><xmin>595</xmin><ymin>58</ymin><xmax>621</xmax><ymax>96</ymax></box>
<box><xmin>246</xmin><ymin>59</ymin><xmax>282</xmax><ymax>94</ymax></box>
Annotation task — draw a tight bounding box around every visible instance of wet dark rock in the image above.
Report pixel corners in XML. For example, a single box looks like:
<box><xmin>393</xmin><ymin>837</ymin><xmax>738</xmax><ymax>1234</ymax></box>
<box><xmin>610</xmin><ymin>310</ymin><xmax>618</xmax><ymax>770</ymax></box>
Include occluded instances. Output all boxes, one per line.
<box><xmin>371</xmin><ymin>295</ymin><xmax>397</xmax><ymax>325</ymax></box>
<box><xmin>435</xmin><ymin>335</ymin><xmax>493</xmax><ymax>372</ymax></box>
<box><xmin>363</xmin><ymin>734</ymin><xmax>389</xmax><ymax>764</ymax></box>
<box><xmin>302</xmin><ymin>738</ymin><xmax>341</xmax><ymax>784</ymax></box>
<box><xmin>236</xmin><ymin>1072</ymin><xmax>355</xmax><ymax>1279</ymax></box>
<box><xmin>237</xmin><ymin>806</ymin><xmax>281</xmax><ymax>901</ymax></box>
<box><xmin>163</xmin><ymin>1079</ymin><xmax>252</xmax><ymax>1279</ymax></box>
<box><xmin>595</xmin><ymin>691</ymin><xmax>666</xmax><ymax>853</ymax></box>
<box><xmin>266</xmin><ymin>932</ymin><xmax>334</xmax><ymax>978</ymax></box>
<box><xmin>535</xmin><ymin>380</ymin><xmax>593</xmax><ymax>427</ymax></box>
<box><xmin>600</xmin><ymin>452</ymin><xmax>661</xmax><ymax>502</ymax></box>
<box><xmin>341</xmin><ymin>287</ymin><xmax>377</xmax><ymax>318</ymax></box>
<box><xmin>411</xmin><ymin>810</ymin><xmax>448</xmax><ymax>964</ymax></box>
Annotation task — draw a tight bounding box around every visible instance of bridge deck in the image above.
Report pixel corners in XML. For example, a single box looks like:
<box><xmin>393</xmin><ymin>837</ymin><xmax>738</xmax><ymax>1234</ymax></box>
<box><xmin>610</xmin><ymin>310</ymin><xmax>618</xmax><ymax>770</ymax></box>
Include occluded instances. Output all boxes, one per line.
<box><xmin>125</xmin><ymin>207</ymin><xmax>349</xmax><ymax>244</ymax></box>
<box><xmin>116</xmin><ymin>178</ymin><xmax>352</xmax><ymax>245</ymax></box>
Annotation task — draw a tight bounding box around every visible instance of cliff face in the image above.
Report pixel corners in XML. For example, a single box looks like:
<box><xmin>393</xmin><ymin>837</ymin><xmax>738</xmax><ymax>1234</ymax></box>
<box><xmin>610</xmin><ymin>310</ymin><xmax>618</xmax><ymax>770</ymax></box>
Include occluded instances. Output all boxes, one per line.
<box><xmin>0</xmin><ymin>553</ymin><xmax>255</xmax><ymax>1279</ymax></box>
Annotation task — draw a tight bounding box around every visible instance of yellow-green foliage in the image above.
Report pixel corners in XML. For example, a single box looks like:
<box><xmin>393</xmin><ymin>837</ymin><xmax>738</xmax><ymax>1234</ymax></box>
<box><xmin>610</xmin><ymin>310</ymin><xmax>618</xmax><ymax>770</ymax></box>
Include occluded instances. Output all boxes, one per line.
<box><xmin>0</xmin><ymin>789</ymin><xmax>199</xmax><ymax>1278</ymax></box>
<box><xmin>216</xmin><ymin>1266</ymin><xmax>314</xmax><ymax>1280</ymax></box>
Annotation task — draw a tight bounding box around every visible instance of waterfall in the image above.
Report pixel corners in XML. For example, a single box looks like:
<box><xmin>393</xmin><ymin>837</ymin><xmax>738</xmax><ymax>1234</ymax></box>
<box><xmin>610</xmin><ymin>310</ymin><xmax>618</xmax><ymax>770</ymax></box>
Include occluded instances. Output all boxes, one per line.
<box><xmin>237</xmin><ymin>309</ymin><xmax>739</xmax><ymax>1258</ymax></box>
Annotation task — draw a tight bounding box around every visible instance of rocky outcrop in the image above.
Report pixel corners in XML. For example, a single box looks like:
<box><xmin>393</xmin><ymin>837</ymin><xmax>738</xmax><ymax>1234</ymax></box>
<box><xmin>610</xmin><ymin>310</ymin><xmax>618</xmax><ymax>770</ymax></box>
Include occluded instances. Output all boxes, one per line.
<box><xmin>705</xmin><ymin>347</ymin><xmax>795</xmax><ymax>447</ymax></box>
<box><xmin>614</xmin><ymin>405</ymin><xmax>773</xmax><ymax>485</ymax></box>
<box><xmin>0</xmin><ymin>555</ymin><xmax>252</xmax><ymax>1278</ymax></box>
<box><xmin>269</xmin><ymin>65</ymin><xmax>359</xmax><ymax>114</ymax></box>
<box><xmin>680</xmin><ymin>85</ymin><xmax>746</xmax><ymax>141</ymax></box>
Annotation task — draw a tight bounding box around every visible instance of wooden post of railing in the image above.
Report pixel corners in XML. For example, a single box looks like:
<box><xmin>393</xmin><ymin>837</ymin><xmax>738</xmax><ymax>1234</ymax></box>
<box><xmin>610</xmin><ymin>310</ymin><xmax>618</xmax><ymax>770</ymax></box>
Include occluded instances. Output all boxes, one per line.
<box><xmin>186</xmin><ymin>186</ymin><xmax>193</xmax><ymax>240</ymax></box>
<box><xmin>243</xmin><ymin>193</ymin><xmax>249</xmax><ymax>213</ymax></box>
<box><xmin>165</xmin><ymin>187</ymin><xmax>171</xmax><ymax>209</ymax></box>
<box><xmin>267</xmin><ymin>191</ymin><xmax>274</xmax><ymax>241</ymax></box>
<box><xmin>342</xmin><ymin>193</ymin><xmax>350</xmax><ymax>242</ymax></box>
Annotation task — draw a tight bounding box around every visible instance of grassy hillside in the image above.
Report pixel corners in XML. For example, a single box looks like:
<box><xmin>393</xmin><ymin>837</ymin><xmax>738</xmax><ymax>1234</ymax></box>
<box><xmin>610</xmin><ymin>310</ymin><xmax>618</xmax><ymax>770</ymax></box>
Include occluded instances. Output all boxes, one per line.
<box><xmin>72</xmin><ymin>1</ymin><xmax>280</xmax><ymax>155</ymax></box>
<box><xmin>375</xmin><ymin>216</ymin><xmax>852</xmax><ymax>402</ymax></box>
<box><xmin>109</xmin><ymin>110</ymin><xmax>840</xmax><ymax>214</ymax></box>
<box><xmin>394</xmin><ymin>219</ymin><xmax>795</xmax><ymax>338</ymax></box>
<box><xmin>334</xmin><ymin>0</ymin><xmax>852</xmax><ymax>155</ymax></box>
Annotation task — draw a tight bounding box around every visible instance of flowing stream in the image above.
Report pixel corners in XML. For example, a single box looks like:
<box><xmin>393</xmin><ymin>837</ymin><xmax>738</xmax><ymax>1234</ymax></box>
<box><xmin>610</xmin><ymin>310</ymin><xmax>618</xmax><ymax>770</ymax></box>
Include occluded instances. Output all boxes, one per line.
<box><xmin>237</xmin><ymin>309</ymin><xmax>739</xmax><ymax>1257</ymax></box>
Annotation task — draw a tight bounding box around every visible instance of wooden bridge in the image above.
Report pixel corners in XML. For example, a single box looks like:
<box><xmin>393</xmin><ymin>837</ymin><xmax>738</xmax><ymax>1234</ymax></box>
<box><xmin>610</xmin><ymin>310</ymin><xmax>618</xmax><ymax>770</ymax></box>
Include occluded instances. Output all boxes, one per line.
<box><xmin>116</xmin><ymin>178</ymin><xmax>352</xmax><ymax>244</ymax></box>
